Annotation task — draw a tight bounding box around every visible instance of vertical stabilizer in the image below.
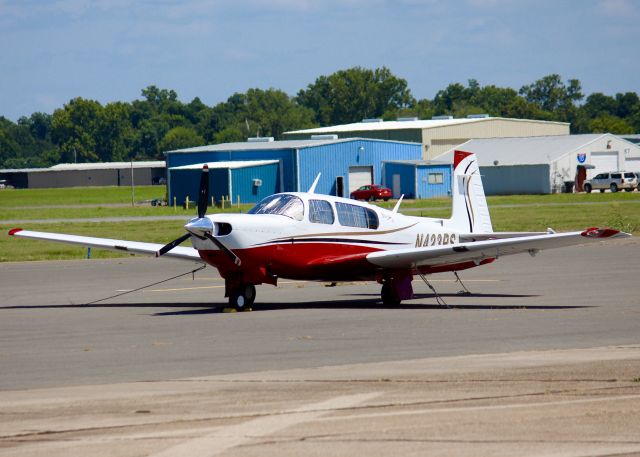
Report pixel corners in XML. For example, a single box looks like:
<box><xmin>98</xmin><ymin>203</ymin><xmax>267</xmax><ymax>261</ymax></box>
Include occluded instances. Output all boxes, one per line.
<box><xmin>446</xmin><ymin>150</ymin><xmax>493</xmax><ymax>233</ymax></box>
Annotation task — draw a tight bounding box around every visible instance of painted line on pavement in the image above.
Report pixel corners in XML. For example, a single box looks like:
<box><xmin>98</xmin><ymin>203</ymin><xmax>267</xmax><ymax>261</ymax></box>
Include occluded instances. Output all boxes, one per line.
<box><xmin>149</xmin><ymin>392</ymin><xmax>380</xmax><ymax>457</ymax></box>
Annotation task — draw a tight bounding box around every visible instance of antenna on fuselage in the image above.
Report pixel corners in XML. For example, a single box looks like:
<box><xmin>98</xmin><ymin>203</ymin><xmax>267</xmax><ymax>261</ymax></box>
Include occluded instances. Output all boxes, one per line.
<box><xmin>392</xmin><ymin>194</ymin><xmax>404</xmax><ymax>214</ymax></box>
<box><xmin>307</xmin><ymin>173</ymin><xmax>321</xmax><ymax>194</ymax></box>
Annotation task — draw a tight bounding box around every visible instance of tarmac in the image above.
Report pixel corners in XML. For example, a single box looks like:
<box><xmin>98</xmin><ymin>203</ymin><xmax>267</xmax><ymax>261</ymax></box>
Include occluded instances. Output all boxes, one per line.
<box><xmin>1</xmin><ymin>238</ymin><xmax>639</xmax><ymax>456</ymax></box>
<box><xmin>2</xmin><ymin>346</ymin><xmax>640</xmax><ymax>457</ymax></box>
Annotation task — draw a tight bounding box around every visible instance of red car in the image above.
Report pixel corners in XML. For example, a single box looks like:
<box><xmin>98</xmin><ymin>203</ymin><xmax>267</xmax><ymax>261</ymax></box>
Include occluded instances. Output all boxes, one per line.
<box><xmin>350</xmin><ymin>184</ymin><xmax>392</xmax><ymax>201</ymax></box>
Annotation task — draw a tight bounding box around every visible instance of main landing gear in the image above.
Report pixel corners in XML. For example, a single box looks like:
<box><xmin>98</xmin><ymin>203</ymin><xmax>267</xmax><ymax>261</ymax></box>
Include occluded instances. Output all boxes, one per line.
<box><xmin>228</xmin><ymin>284</ymin><xmax>256</xmax><ymax>311</ymax></box>
<box><xmin>381</xmin><ymin>281</ymin><xmax>401</xmax><ymax>306</ymax></box>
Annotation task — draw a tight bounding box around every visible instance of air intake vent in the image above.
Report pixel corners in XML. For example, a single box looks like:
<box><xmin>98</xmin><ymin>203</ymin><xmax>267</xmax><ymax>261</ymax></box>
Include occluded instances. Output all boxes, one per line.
<box><xmin>431</xmin><ymin>115</ymin><xmax>453</xmax><ymax>120</ymax></box>
<box><xmin>362</xmin><ymin>118</ymin><xmax>383</xmax><ymax>123</ymax></box>
<box><xmin>467</xmin><ymin>114</ymin><xmax>489</xmax><ymax>119</ymax></box>
<box><xmin>311</xmin><ymin>134</ymin><xmax>339</xmax><ymax>140</ymax></box>
<box><xmin>247</xmin><ymin>137</ymin><xmax>275</xmax><ymax>143</ymax></box>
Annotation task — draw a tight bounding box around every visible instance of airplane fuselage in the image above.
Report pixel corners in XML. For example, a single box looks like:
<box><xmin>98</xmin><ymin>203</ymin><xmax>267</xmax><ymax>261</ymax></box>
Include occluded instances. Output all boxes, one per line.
<box><xmin>190</xmin><ymin>192</ymin><xmax>477</xmax><ymax>285</ymax></box>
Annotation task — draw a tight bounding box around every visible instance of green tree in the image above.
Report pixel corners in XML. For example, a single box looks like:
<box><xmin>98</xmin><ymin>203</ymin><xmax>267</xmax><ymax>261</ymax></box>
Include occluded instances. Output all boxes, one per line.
<box><xmin>519</xmin><ymin>74</ymin><xmax>583</xmax><ymax>115</ymax></box>
<box><xmin>588</xmin><ymin>114</ymin><xmax>635</xmax><ymax>134</ymax></box>
<box><xmin>50</xmin><ymin>97</ymin><xmax>103</xmax><ymax>162</ymax></box>
<box><xmin>297</xmin><ymin>67</ymin><xmax>413</xmax><ymax>125</ymax></box>
<box><xmin>158</xmin><ymin>126</ymin><xmax>205</xmax><ymax>152</ymax></box>
<box><xmin>202</xmin><ymin>88</ymin><xmax>316</xmax><ymax>142</ymax></box>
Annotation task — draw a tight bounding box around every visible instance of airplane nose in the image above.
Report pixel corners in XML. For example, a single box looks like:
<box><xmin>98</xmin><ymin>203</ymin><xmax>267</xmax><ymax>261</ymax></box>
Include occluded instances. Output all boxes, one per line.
<box><xmin>184</xmin><ymin>217</ymin><xmax>214</xmax><ymax>237</ymax></box>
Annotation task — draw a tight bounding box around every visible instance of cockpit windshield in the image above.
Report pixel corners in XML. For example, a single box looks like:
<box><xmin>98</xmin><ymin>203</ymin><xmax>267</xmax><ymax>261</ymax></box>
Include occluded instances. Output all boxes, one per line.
<box><xmin>248</xmin><ymin>194</ymin><xmax>304</xmax><ymax>221</ymax></box>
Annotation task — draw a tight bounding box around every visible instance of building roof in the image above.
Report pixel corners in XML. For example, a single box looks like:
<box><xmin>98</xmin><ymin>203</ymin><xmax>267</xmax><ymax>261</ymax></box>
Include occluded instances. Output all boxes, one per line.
<box><xmin>383</xmin><ymin>160</ymin><xmax>451</xmax><ymax>166</ymax></box>
<box><xmin>436</xmin><ymin>134</ymin><xmax>615</xmax><ymax>166</ymax></box>
<box><xmin>169</xmin><ymin>160</ymin><xmax>279</xmax><ymax>170</ymax></box>
<box><xmin>49</xmin><ymin>161</ymin><xmax>165</xmax><ymax>171</ymax></box>
<box><xmin>0</xmin><ymin>161</ymin><xmax>165</xmax><ymax>174</ymax></box>
<box><xmin>165</xmin><ymin>137</ymin><xmax>418</xmax><ymax>154</ymax></box>
<box><xmin>285</xmin><ymin>117</ymin><xmax>568</xmax><ymax>135</ymax></box>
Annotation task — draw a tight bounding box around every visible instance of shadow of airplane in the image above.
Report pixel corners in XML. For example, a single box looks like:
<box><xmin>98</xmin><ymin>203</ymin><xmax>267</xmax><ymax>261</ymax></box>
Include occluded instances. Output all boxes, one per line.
<box><xmin>0</xmin><ymin>296</ymin><xmax>593</xmax><ymax>316</ymax></box>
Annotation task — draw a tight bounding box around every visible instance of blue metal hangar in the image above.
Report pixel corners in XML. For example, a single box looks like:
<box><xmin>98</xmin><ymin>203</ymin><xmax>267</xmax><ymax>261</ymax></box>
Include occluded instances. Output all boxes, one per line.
<box><xmin>383</xmin><ymin>160</ymin><xmax>453</xmax><ymax>199</ymax></box>
<box><xmin>165</xmin><ymin>137</ymin><xmax>422</xmax><ymax>204</ymax></box>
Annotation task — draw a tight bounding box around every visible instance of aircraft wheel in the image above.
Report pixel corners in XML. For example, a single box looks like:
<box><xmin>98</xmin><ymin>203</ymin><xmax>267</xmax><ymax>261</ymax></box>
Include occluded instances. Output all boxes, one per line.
<box><xmin>625</xmin><ymin>188</ymin><xmax>633</xmax><ymax>192</ymax></box>
<box><xmin>230</xmin><ymin>284</ymin><xmax>256</xmax><ymax>311</ymax></box>
<box><xmin>599</xmin><ymin>189</ymin><xmax>605</xmax><ymax>193</ymax></box>
<box><xmin>381</xmin><ymin>282</ymin><xmax>401</xmax><ymax>306</ymax></box>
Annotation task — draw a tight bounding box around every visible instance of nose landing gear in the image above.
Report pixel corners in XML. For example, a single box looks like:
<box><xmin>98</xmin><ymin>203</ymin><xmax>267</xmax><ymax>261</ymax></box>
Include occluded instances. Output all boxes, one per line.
<box><xmin>228</xmin><ymin>284</ymin><xmax>256</xmax><ymax>311</ymax></box>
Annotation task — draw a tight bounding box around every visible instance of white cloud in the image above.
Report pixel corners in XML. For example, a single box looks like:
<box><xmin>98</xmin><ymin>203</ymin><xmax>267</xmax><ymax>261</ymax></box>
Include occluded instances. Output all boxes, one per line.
<box><xmin>598</xmin><ymin>0</ymin><xmax>638</xmax><ymax>17</ymax></box>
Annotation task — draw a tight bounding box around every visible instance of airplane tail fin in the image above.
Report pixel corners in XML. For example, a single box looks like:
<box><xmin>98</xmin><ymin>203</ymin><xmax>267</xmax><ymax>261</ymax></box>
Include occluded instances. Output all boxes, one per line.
<box><xmin>445</xmin><ymin>150</ymin><xmax>493</xmax><ymax>233</ymax></box>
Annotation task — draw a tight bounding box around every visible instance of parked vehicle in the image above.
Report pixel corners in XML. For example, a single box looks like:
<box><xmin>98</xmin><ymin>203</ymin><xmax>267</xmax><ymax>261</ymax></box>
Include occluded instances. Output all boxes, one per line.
<box><xmin>350</xmin><ymin>184</ymin><xmax>392</xmax><ymax>201</ymax></box>
<box><xmin>583</xmin><ymin>172</ymin><xmax>638</xmax><ymax>193</ymax></box>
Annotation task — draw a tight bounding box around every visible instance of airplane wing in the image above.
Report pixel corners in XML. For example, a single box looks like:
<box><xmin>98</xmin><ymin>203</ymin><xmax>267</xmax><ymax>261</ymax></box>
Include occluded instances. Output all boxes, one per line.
<box><xmin>8</xmin><ymin>228</ymin><xmax>203</xmax><ymax>262</ymax></box>
<box><xmin>366</xmin><ymin>228</ymin><xmax>629</xmax><ymax>269</ymax></box>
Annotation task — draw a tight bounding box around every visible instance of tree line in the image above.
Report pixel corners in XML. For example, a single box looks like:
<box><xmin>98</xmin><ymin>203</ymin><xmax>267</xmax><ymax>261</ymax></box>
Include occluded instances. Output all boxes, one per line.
<box><xmin>1</xmin><ymin>68</ymin><xmax>638</xmax><ymax>169</ymax></box>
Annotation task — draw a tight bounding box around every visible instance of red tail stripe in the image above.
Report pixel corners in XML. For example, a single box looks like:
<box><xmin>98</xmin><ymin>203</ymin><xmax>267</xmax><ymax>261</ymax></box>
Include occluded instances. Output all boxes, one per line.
<box><xmin>454</xmin><ymin>150</ymin><xmax>474</xmax><ymax>170</ymax></box>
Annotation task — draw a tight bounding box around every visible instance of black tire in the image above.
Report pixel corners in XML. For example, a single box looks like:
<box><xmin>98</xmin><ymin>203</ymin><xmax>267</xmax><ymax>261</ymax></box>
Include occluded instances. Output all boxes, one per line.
<box><xmin>584</xmin><ymin>183</ymin><xmax>592</xmax><ymax>193</ymax></box>
<box><xmin>610</xmin><ymin>183</ymin><xmax>618</xmax><ymax>193</ymax></box>
<box><xmin>383</xmin><ymin>197</ymin><xmax>390</xmax><ymax>201</ymax></box>
<box><xmin>229</xmin><ymin>284</ymin><xmax>256</xmax><ymax>311</ymax></box>
<box><xmin>368</xmin><ymin>195</ymin><xmax>375</xmax><ymax>202</ymax></box>
<box><xmin>381</xmin><ymin>282</ymin><xmax>401</xmax><ymax>306</ymax></box>
<box><xmin>600</xmin><ymin>189</ymin><xmax>605</xmax><ymax>193</ymax></box>
<box><xmin>625</xmin><ymin>188</ymin><xmax>633</xmax><ymax>192</ymax></box>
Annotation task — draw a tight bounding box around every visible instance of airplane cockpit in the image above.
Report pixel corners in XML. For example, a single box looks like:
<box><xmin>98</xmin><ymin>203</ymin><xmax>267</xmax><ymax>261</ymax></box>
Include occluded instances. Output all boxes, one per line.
<box><xmin>248</xmin><ymin>193</ymin><xmax>379</xmax><ymax>229</ymax></box>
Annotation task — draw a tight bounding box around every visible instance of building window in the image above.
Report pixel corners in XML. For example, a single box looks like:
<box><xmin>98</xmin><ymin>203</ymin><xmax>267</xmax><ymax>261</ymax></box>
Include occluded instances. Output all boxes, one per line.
<box><xmin>309</xmin><ymin>199</ymin><xmax>335</xmax><ymax>225</ymax></box>
<box><xmin>428</xmin><ymin>172</ymin><xmax>444</xmax><ymax>184</ymax></box>
<box><xmin>335</xmin><ymin>202</ymin><xmax>379</xmax><ymax>229</ymax></box>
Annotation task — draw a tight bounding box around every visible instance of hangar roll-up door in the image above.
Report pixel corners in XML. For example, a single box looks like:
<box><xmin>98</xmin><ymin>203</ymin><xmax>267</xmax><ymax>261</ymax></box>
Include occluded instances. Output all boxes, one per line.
<box><xmin>589</xmin><ymin>151</ymin><xmax>619</xmax><ymax>177</ymax></box>
<box><xmin>348</xmin><ymin>166</ymin><xmax>373</xmax><ymax>194</ymax></box>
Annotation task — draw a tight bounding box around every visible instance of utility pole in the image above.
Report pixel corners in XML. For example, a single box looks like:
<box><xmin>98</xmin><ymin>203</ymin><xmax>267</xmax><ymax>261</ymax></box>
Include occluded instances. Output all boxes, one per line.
<box><xmin>130</xmin><ymin>160</ymin><xmax>135</xmax><ymax>206</ymax></box>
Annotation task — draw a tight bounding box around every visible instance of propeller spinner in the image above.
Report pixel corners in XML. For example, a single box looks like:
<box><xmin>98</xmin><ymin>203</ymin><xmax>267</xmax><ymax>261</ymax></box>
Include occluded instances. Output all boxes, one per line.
<box><xmin>156</xmin><ymin>165</ymin><xmax>241</xmax><ymax>266</ymax></box>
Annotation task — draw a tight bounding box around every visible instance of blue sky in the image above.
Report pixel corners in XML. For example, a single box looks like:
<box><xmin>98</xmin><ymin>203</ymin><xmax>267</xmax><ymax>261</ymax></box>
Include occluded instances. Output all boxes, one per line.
<box><xmin>1</xmin><ymin>0</ymin><xmax>639</xmax><ymax>121</ymax></box>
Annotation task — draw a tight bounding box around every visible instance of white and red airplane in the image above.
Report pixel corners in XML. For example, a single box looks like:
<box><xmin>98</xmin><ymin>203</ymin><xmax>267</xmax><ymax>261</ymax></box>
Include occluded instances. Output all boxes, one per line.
<box><xmin>9</xmin><ymin>151</ymin><xmax>630</xmax><ymax>310</ymax></box>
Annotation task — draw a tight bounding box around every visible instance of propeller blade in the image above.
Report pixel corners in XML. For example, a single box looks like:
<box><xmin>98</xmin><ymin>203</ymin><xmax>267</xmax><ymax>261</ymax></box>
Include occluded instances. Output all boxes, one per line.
<box><xmin>204</xmin><ymin>232</ymin><xmax>241</xmax><ymax>266</ymax></box>
<box><xmin>197</xmin><ymin>164</ymin><xmax>209</xmax><ymax>218</ymax></box>
<box><xmin>156</xmin><ymin>232</ymin><xmax>192</xmax><ymax>257</ymax></box>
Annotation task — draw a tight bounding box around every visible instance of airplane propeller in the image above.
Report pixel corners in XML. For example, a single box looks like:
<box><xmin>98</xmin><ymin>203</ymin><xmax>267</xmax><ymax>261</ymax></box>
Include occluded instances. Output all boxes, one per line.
<box><xmin>156</xmin><ymin>165</ymin><xmax>241</xmax><ymax>266</ymax></box>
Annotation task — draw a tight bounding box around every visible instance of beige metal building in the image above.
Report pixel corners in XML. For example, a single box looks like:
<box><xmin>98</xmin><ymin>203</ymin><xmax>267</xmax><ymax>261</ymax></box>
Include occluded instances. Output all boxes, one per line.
<box><xmin>436</xmin><ymin>134</ymin><xmax>640</xmax><ymax>195</ymax></box>
<box><xmin>284</xmin><ymin>116</ymin><xmax>570</xmax><ymax>160</ymax></box>
<box><xmin>0</xmin><ymin>161</ymin><xmax>166</xmax><ymax>189</ymax></box>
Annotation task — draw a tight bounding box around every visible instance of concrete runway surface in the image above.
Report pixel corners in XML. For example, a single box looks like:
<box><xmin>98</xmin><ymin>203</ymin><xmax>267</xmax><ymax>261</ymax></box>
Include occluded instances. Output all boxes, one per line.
<box><xmin>1</xmin><ymin>238</ymin><xmax>640</xmax><ymax>456</ymax></box>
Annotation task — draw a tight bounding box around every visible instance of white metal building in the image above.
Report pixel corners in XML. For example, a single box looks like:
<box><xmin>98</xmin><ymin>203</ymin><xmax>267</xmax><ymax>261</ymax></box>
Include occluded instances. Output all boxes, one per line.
<box><xmin>284</xmin><ymin>116</ymin><xmax>570</xmax><ymax>160</ymax></box>
<box><xmin>436</xmin><ymin>134</ymin><xmax>640</xmax><ymax>194</ymax></box>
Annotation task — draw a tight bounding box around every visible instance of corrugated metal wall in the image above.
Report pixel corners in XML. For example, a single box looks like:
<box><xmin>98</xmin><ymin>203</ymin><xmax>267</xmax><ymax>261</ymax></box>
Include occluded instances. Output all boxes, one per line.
<box><xmin>167</xmin><ymin>149</ymin><xmax>296</xmax><ymax>191</ymax></box>
<box><xmin>383</xmin><ymin>162</ymin><xmax>417</xmax><ymax>198</ymax></box>
<box><xmin>169</xmin><ymin>168</ymin><xmax>230</xmax><ymax>206</ymax></box>
<box><xmin>170</xmin><ymin>164</ymin><xmax>279</xmax><ymax>205</ymax></box>
<box><xmin>424</xmin><ymin>119</ymin><xmax>570</xmax><ymax>159</ymax></box>
<box><xmin>416</xmin><ymin>164</ymin><xmax>452</xmax><ymax>198</ymax></box>
<box><xmin>26</xmin><ymin>168</ymin><xmax>157</xmax><ymax>188</ymax></box>
<box><xmin>298</xmin><ymin>140</ymin><xmax>421</xmax><ymax>195</ymax></box>
<box><xmin>285</xmin><ymin>129</ymin><xmax>422</xmax><ymax>143</ymax></box>
<box><xmin>230</xmin><ymin>163</ymin><xmax>279</xmax><ymax>204</ymax></box>
<box><xmin>480</xmin><ymin>164</ymin><xmax>551</xmax><ymax>195</ymax></box>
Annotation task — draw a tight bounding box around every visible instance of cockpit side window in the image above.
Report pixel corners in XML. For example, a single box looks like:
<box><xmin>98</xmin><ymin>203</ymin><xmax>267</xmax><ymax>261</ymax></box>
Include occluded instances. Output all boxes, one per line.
<box><xmin>248</xmin><ymin>194</ymin><xmax>304</xmax><ymax>221</ymax></box>
<box><xmin>335</xmin><ymin>202</ymin><xmax>379</xmax><ymax>229</ymax></box>
<box><xmin>309</xmin><ymin>199</ymin><xmax>335</xmax><ymax>225</ymax></box>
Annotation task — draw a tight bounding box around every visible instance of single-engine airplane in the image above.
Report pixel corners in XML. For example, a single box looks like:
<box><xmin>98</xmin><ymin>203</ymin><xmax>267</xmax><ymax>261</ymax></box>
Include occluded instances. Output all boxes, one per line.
<box><xmin>9</xmin><ymin>151</ymin><xmax>630</xmax><ymax>310</ymax></box>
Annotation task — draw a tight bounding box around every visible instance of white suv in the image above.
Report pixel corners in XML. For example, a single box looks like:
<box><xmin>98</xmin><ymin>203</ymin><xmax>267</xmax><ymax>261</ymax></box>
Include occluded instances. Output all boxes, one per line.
<box><xmin>583</xmin><ymin>172</ymin><xmax>638</xmax><ymax>193</ymax></box>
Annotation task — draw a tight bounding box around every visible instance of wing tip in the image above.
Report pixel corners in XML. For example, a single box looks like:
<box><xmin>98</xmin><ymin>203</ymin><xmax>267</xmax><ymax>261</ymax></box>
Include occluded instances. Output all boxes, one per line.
<box><xmin>580</xmin><ymin>227</ymin><xmax>630</xmax><ymax>238</ymax></box>
<box><xmin>8</xmin><ymin>228</ymin><xmax>23</xmax><ymax>236</ymax></box>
